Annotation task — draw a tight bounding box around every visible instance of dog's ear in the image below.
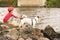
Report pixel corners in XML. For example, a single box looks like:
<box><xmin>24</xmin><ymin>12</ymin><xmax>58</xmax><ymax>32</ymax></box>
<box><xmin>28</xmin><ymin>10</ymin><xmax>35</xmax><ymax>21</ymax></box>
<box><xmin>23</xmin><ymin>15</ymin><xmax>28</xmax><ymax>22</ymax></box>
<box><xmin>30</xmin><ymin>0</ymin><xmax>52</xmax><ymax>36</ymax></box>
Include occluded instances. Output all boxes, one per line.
<box><xmin>37</xmin><ymin>16</ymin><xmax>40</xmax><ymax>18</ymax></box>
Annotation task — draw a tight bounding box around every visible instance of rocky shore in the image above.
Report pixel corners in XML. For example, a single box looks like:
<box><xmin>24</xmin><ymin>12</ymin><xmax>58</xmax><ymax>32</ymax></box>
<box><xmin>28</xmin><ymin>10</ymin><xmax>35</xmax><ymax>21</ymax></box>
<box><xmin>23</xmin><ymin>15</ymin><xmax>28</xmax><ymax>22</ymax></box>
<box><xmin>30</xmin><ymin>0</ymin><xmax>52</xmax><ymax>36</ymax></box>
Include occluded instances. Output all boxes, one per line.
<box><xmin>0</xmin><ymin>23</ymin><xmax>60</xmax><ymax>40</ymax></box>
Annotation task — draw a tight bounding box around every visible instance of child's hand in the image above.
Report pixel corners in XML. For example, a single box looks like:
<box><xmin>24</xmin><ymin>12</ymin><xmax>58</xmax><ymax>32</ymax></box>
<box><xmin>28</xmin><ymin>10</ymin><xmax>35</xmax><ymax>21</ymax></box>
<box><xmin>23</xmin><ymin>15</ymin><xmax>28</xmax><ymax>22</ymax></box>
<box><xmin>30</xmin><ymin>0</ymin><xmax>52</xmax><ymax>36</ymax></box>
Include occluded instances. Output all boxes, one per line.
<box><xmin>17</xmin><ymin>16</ymin><xmax>20</xmax><ymax>19</ymax></box>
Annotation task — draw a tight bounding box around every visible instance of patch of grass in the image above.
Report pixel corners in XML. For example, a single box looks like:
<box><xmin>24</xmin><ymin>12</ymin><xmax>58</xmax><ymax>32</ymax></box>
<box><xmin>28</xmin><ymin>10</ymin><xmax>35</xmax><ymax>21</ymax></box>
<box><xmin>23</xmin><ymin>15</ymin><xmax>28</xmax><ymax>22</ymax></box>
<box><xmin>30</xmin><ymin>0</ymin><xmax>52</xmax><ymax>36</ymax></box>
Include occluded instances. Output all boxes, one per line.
<box><xmin>0</xmin><ymin>0</ymin><xmax>17</xmax><ymax>7</ymax></box>
<box><xmin>45</xmin><ymin>0</ymin><xmax>60</xmax><ymax>7</ymax></box>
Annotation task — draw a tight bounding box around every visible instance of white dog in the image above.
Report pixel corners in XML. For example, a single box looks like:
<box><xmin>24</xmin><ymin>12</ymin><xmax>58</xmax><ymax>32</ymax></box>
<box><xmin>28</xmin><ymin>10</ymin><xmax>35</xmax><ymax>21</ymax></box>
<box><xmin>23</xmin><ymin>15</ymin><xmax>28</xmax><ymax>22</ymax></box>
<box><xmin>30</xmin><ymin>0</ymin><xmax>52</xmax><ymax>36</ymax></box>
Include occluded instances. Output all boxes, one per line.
<box><xmin>20</xmin><ymin>16</ymin><xmax>40</xmax><ymax>28</ymax></box>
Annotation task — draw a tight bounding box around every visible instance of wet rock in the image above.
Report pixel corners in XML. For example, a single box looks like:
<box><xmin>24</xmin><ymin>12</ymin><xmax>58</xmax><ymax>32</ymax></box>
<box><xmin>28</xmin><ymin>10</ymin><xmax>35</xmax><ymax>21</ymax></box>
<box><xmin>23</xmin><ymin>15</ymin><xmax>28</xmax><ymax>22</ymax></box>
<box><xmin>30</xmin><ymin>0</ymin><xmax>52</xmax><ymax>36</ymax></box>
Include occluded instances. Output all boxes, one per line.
<box><xmin>38</xmin><ymin>37</ymin><xmax>49</xmax><ymax>40</ymax></box>
<box><xmin>18</xmin><ymin>38</ymin><xmax>24</xmax><ymax>40</ymax></box>
<box><xmin>54</xmin><ymin>38</ymin><xmax>60</xmax><ymax>40</ymax></box>
<box><xmin>0</xmin><ymin>27</ymin><xmax>19</xmax><ymax>40</ymax></box>
<box><xmin>41</xmin><ymin>25</ymin><xmax>60</xmax><ymax>40</ymax></box>
<box><xmin>19</xmin><ymin>24</ymin><xmax>44</xmax><ymax>40</ymax></box>
<box><xmin>33</xmin><ymin>28</ymin><xmax>43</xmax><ymax>37</ymax></box>
<box><xmin>26</xmin><ymin>37</ymin><xmax>32</xmax><ymax>40</ymax></box>
<box><xmin>20</xmin><ymin>24</ymin><xmax>34</xmax><ymax>39</ymax></box>
<box><xmin>4</xmin><ymin>28</ymin><xmax>19</xmax><ymax>40</ymax></box>
<box><xmin>32</xmin><ymin>38</ymin><xmax>37</xmax><ymax>40</ymax></box>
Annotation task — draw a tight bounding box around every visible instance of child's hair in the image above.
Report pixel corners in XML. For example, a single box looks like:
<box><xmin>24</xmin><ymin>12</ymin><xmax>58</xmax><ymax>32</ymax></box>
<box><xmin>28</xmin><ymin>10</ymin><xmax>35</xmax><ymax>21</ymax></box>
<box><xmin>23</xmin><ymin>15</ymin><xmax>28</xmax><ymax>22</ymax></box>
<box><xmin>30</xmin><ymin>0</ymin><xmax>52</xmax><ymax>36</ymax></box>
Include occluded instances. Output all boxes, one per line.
<box><xmin>8</xmin><ymin>10</ymin><xmax>13</xmax><ymax>12</ymax></box>
<box><xmin>8</xmin><ymin>6</ymin><xmax>14</xmax><ymax>12</ymax></box>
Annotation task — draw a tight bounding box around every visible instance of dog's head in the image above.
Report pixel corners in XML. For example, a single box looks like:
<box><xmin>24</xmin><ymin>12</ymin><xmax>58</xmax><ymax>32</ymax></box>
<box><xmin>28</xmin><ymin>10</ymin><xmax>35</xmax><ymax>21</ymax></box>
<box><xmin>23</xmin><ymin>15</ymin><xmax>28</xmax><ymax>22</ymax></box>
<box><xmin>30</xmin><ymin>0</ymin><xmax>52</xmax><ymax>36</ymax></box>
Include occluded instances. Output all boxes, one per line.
<box><xmin>33</xmin><ymin>16</ymin><xmax>41</xmax><ymax>23</ymax></box>
<box><xmin>21</xmin><ymin>15</ymin><xmax>27</xmax><ymax>18</ymax></box>
<box><xmin>34</xmin><ymin>15</ymin><xmax>41</xmax><ymax>19</ymax></box>
<box><xmin>36</xmin><ymin>16</ymin><xmax>40</xmax><ymax>19</ymax></box>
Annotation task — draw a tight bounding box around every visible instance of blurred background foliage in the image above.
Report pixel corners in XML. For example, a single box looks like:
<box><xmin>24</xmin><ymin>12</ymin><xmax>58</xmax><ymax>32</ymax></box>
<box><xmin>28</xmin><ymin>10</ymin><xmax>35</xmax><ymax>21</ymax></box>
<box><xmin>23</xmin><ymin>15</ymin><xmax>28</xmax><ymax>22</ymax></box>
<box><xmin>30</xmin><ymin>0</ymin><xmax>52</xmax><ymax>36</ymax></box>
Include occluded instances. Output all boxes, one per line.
<box><xmin>46</xmin><ymin>0</ymin><xmax>60</xmax><ymax>7</ymax></box>
<box><xmin>0</xmin><ymin>0</ymin><xmax>60</xmax><ymax>7</ymax></box>
<box><xmin>0</xmin><ymin>0</ymin><xmax>17</xmax><ymax>7</ymax></box>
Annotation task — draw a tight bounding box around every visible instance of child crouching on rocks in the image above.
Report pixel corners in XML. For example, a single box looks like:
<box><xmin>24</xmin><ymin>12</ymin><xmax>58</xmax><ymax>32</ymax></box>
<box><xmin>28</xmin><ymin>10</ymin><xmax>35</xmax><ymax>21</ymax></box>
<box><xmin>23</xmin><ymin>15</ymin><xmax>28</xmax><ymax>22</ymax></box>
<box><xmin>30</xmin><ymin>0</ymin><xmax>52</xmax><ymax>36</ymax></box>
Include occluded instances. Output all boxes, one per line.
<box><xmin>3</xmin><ymin>6</ymin><xmax>19</xmax><ymax>28</ymax></box>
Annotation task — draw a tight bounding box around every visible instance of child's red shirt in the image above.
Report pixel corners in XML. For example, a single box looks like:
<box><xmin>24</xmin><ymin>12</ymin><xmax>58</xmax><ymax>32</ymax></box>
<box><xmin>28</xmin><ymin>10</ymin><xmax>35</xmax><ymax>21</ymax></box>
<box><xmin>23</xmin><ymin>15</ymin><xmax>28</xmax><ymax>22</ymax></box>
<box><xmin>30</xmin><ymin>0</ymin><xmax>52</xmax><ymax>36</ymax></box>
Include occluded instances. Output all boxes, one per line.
<box><xmin>3</xmin><ymin>12</ymin><xmax>18</xmax><ymax>23</ymax></box>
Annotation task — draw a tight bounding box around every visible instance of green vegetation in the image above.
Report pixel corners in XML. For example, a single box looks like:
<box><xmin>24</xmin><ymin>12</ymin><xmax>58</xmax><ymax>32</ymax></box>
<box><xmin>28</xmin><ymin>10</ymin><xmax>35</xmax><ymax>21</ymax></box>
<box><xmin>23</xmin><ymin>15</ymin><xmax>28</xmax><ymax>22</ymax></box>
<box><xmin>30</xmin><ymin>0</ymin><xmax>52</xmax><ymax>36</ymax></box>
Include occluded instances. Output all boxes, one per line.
<box><xmin>0</xmin><ymin>0</ymin><xmax>17</xmax><ymax>7</ymax></box>
<box><xmin>46</xmin><ymin>0</ymin><xmax>60</xmax><ymax>7</ymax></box>
<box><xmin>0</xmin><ymin>0</ymin><xmax>60</xmax><ymax>7</ymax></box>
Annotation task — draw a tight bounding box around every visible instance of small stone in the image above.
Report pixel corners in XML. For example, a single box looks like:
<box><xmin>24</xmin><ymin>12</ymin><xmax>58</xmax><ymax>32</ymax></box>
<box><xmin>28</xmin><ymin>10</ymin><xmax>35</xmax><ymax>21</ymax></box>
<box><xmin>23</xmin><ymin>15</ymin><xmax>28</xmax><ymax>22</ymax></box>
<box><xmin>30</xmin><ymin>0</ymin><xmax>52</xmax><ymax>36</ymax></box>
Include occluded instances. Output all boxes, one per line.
<box><xmin>18</xmin><ymin>38</ymin><xmax>24</xmax><ymax>40</ymax></box>
<box><xmin>26</xmin><ymin>37</ymin><xmax>32</xmax><ymax>40</ymax></box>
<box><xmin>38</xmin><ymin>37</ymin><xmax>49</xmax><ymax>40</ymax></box>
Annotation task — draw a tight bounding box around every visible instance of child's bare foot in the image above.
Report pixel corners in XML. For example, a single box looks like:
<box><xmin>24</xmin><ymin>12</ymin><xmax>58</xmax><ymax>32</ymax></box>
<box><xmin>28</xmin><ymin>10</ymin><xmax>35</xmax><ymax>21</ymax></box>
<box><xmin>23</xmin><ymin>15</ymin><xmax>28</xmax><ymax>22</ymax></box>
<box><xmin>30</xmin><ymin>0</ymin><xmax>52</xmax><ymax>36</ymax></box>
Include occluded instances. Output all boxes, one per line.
<box><xmin>5</xmin><ymin>26</ymin><xmax>9</xmax><ymax>28</ymax></box>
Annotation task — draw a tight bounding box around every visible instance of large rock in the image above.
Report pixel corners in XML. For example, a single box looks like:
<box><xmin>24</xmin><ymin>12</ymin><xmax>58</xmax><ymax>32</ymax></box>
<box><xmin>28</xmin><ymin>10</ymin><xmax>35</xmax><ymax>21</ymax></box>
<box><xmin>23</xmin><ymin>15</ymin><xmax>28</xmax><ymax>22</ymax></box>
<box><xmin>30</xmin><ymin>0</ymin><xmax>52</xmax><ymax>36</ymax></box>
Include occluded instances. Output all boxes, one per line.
<box><xmin>4</xmin><ymin>28</ymin><xmax>19</xmax><ymax>40</ymax></box>
<box><xmin>0</xmin><ymin>27</ymin><xmax>19</xmax><ymax>40</ymax></box>
<box><xmin>41</xmin><ymin>25</ymin><xmax>60</xmax><ymax>40</ymax></box>
<box><xmin>19</xmin><ymin>24</ymin><xmax>44</xmax><ymax>40</ymax></box>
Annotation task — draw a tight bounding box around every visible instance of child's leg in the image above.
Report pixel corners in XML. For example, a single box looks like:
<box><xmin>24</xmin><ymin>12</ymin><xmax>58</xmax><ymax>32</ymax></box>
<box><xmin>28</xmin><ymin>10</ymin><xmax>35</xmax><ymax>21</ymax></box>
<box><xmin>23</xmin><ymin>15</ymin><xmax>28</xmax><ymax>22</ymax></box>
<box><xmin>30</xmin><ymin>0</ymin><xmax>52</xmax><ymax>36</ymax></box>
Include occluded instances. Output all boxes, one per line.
<box><xmin>2</xmin><ymin>22</ymin><xmax>14</xmax><ymax>28</ymax></box>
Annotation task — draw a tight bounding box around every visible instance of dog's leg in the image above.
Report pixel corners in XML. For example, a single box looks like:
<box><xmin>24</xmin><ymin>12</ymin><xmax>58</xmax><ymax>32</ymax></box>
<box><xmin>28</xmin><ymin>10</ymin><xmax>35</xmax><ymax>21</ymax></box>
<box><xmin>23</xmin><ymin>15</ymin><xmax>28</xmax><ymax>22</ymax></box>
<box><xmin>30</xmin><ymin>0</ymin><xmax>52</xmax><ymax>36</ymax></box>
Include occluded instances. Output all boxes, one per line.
<box><xmin>19</xmin><ymin>20</ymin><xmax>25</xmax><ymax>29</ymax></box>
<box><xmin>32</xmin><ymin>23</ymin><xmax>36</xmax><ymax>28</ymax></box>
<box><xmin>19</xmin><ymin>23</ymin><xmax>22</xmax><ymax>28</ymax></box>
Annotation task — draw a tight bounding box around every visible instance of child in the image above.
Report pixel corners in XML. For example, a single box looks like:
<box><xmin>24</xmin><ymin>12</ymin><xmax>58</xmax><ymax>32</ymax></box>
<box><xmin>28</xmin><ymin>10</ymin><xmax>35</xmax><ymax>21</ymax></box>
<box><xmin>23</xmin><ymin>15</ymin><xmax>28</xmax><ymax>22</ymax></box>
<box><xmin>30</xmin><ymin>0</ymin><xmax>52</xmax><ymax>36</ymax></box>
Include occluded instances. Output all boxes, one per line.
<box><xmin>3</xmin><ymin>6</ymin><xmax>18</xmax><ymax>23</ymax></box>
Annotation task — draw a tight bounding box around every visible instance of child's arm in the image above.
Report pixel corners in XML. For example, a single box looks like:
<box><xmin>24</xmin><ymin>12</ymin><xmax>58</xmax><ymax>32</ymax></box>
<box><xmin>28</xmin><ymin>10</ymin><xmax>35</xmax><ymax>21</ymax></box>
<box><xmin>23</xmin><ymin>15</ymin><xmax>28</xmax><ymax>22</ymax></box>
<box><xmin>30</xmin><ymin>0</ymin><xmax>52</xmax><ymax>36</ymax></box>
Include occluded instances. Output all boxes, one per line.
<box><xmin>12</xmin><ymin>14</ymin><xmax>19</xmax><ymax>18</ymax></box>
